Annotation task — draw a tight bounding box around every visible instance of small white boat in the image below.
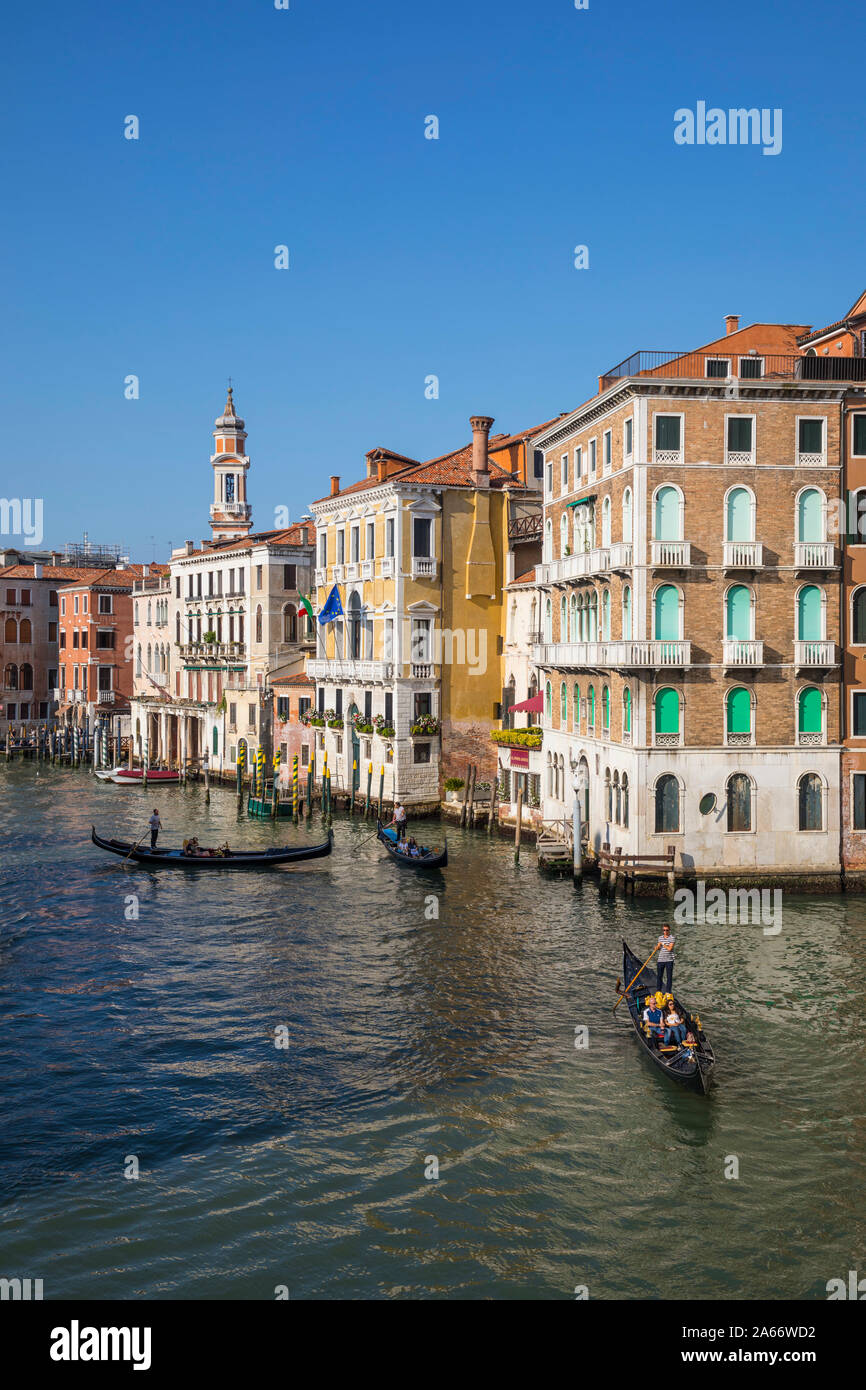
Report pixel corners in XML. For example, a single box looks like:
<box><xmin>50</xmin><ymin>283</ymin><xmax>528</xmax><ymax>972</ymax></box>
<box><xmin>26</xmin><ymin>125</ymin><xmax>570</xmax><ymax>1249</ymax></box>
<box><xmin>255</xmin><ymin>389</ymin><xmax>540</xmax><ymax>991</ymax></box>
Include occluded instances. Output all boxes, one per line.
<box><xmin>96</xmin><ymin>767</ymin><xmax>181</xmax><ymax>785</ymax></box>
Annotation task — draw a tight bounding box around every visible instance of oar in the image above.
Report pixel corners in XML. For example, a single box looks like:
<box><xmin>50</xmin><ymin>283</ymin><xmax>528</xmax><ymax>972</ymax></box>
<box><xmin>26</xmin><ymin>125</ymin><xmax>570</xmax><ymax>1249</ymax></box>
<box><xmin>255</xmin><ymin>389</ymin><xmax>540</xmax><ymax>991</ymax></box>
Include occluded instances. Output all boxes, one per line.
<box><xmin>612</xmin><ymin>944</ymin><xmax>660</xmax><ymax>1014</ymax></box>
<box><xmin>357</xmin><ymin>822</ymin><xmax>389</xmax><ymax>849</ymax></box>
<box><xmin>123</xmin><ymin>827</ymin><xmax>151</xmax><ymax>864</ymax></box>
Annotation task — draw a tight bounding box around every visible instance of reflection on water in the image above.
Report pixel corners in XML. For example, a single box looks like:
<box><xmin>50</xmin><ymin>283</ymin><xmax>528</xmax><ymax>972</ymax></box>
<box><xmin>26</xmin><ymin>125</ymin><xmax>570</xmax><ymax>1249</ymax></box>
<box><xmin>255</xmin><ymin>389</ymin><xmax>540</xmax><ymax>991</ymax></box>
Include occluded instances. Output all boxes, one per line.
<box><xmin>1</xmin><ymin>763</ymin><xmax>865</xmax><ymax>1299</ymax></box>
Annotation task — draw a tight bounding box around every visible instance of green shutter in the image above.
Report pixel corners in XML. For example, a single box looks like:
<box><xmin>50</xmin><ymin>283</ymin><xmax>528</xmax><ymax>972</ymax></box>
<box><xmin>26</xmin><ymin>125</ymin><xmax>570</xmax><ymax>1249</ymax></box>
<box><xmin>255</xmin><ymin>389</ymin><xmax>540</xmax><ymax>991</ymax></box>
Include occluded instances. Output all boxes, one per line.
<box><xmin>798</xmin><ymin>686</ymin><xmax>822</xmax><ymax>734</ymax></box>
<box><xmin>726</xmin><ymin>687</ymin><xmax>751</xmax><ymax>734</ymax></box>
<box><xmin>655</xmin><ymin>687</ymin><xmax>679</xmax><ymax>734</ymax></box>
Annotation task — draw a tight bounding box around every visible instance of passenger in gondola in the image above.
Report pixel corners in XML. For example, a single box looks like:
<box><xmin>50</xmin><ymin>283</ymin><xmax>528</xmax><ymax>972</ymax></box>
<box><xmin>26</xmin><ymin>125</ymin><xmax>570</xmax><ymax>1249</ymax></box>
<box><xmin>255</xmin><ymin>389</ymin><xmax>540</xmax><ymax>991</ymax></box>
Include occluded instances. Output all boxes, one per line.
<box><xmin>184</xmin><ymin>836</ymin><xmax>201</xmax><ymax>857</ymax></box>
<box><xmin>642</xmin><ymin>995</ymin><xmax>665</xmax><ymax>1044</ymax></box>
<box><xmin>407</xmin><ymin>838</ymin><xmax>421</xmax><ymax>857</ymax></box>
<box><xmin>663</xmin><ymin>1000</ymin><xmax>686</xmax><ymax>1046</ymax></box>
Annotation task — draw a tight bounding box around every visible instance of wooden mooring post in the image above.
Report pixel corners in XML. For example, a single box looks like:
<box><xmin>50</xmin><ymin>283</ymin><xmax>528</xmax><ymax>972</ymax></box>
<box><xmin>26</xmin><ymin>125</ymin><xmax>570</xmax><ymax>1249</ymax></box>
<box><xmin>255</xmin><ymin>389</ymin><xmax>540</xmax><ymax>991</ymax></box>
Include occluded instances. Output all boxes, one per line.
<box><xmin>513</xmin><ymin>786</ymin><xmax>524</xmax><ymax>863</ymax></box>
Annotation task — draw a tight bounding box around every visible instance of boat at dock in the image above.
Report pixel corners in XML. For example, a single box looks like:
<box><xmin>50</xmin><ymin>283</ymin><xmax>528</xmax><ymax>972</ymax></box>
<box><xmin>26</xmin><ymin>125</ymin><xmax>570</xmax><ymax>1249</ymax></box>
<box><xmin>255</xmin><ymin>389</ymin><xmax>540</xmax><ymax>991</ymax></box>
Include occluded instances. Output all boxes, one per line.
<box><xmin>91</xmin><ymin>825</ymin><xmax>332</xmax><ymax>867</ymax></box>
<box><xmin>95</xmin><ymin>768</ymin><xmax>181</xmax><ymax>785</ymax></box>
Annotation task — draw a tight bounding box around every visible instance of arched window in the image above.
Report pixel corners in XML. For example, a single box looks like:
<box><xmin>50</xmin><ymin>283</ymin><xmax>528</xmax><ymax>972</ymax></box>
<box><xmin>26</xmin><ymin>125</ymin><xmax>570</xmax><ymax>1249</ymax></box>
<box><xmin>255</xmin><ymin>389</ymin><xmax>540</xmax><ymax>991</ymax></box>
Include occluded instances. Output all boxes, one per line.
<box><xmin>560</xmin><ymin>681</ymin><xmax>567</xmax><ymax>724</ymax></box>
<box><xmin>255</xmin><ymin>604</ymin><xmax>263</xmax><ymax>644</ymax></box>
<box><xmin>614</xmin><ymin>771</ymin><xmax>621</xmax><ymax>825</ymax></box>
<box><xmin>213</xmin><ymin>726</ymin><xmax>219</xmax><ymax>755</ymax></box>
<box><xmin>588</xmin><ymin>684</ymin><xmax>596</xmax><ymax>728</ymax></box>
<box><xmin>4</xmin><ymin>618</ymin><xmax>16</xmax><ymax>642</ymax></box>
<box><xmin>283</xmin><ymin>604</ymin><xmax>297</xmax><ymax>643</ymax></box>
<box><xmin>655</xmin><ymin>774</ymin><xmax>679</xmax><ymax>832</ymax></box>
<box><xmin>726</xmin><ymin>686</ymin><xmax>752</xmax><ymax>740</ymax></box>
<box><xmin>798</xmin><ymin>686</ymin><xmax>823</xmax><ymax>741</ymax></box>
<box><xmin>623</xmin><ymin>687</ymin><xmax>632</xmax><ymax>736</ymax></box>
<box><xmin>146</xmin><ymin>644</ymin><xmax>152</xmax><ymax>672</ymax></box>
<box><xmin>654</xmin><ymin>687</ymin><xmax>680</xmax><ymax>741</ymax></box>
<box><xmin>589</xmin><ymin>591</ymin><xmax>598</xmax><ymax>640</ymax></box>
<box><xmin>602</xmin><ymin>684</ymin><xmax>610</xmax><ymax>731</ymax></box>
<box><xmin>798</xmin><ymin>773</ymin><xmax>823</xmax><ymax>831</ymax></box>
<box><xmin>570</xmin><ymin>592</ymin><xmax>578</xmax><ymax>641</ymax></box>
<box><xmin>544</xmin><ymin>518</ymin><xmax>553</xmax><ymax>562</ymax></box>
<box><xmin>853</xmin><ymin>588</ymin><xmax>866</xmax><ymax>644</ymax></box>
<box><xmin>622</xmin><ymin>585</ymin><xmax>632</xmax><ymax>641</ymax></box>
<box><xmin>578</xmin><ymin>592</ymin><xmax>588</xmax><ymax>642</ymax></box>
<box><xmin>604</xmin><ymin>767</ymin><xmax>612</xmax><ymax>820</ymax></box>
<box><xmin>654</xmin><ymin>585</ymin><xmax>680</xmax><ymax>640</ymax></box>
<box><xmin>4</xmin><ymin>663</ymin><xmax>18</xmax><ymax>689</ymax></box>
<box><xmin>797</xmin><ymin>585</ymin><xmax>823</xmax><ymax>640</ymax></box>
<box><xmin>654</xmin><ymin>485</ymin><xmax>680</xmax><ymax>541</ymax></box>
<box><xmin>176</xmin><ymin>613</ymin><xmax>181</xmax><ymax>643</ymax></box>
<box><xmin>545</xmin><ymin>681</ymin><xmax>552</xmax><ymax>719</ymax></box>
<box><xmin>544</xmin><ymin>598</ymin><xmax>552</xmax><ymax>643</ymax></box>
<box><xmin>134</xmin><ymin>602</ymin><xmax>139</xmax><ymax>625</ymax></box>
<box><xmin>602</xmin><ymin>496</ymin><xmax>612</xmax><ymax>548</ymax></box>
<box><xmin>19</xmin><ymin>663</ymin><xmax>32</xmax><ymax>689</ymax></box>
<box><xmin>19</xmin><ymin>619</ymin><xmax>31</xmax><ymax>643</ymax></box>
<box><xmin>622</xmin><ymin>488</ymin><xmax>632</xmax><ymax>542</ymax></box>
<box><xmin>136</xmin><ymin>644</ymin><xmax>142</xmax><ymax>677</ymax></box>
<box><xmin>727</xmin><ymin>773</ymin><xmax>752</xmax><ymax>832</ymax></box>
<box><xmin>601</xmin><ymin>588</ymin><xmax>611</xmax><ymax>640</ymax></box>
<box><xmin>622</xmin><ymin>773</ymin><xmax>629</xmax><ymax>828</ymax></box>
<box><xmin>573</xmin><ymin>682</ymin><xmax>581</xmax><ymax>724</ymax></box>
<box><xmin>726</xmin><ymin>486</ymin><xmax>753</xmax><ymax>541</ymax></box>
<box><xmin>797</xmin><ymin>488</ymin><xmax>823</xmax><ymax>543</ymax></box>
<box><xmin>147</xmin><ymin>601</ymin><xmax>152</xmax><ymax>625</ymax></box>
<box><xmin>560</xmin><ymin>511</ymin><xmax>569</xmax><ymax>557</ymax></box>
<box><xmin>725</xmin><ymin>585</ymin><xmax>753</xmax><ymax>639</ymax></box>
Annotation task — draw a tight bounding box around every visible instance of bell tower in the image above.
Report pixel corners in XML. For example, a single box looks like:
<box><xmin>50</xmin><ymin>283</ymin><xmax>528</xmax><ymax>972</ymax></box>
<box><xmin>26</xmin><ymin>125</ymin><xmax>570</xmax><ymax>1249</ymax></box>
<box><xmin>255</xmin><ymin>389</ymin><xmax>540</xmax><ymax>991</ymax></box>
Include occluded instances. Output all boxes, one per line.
<box><xmin>210</xmin><ymin>385</ymin><xmax>252</xmax><ymax>540</ymax></box>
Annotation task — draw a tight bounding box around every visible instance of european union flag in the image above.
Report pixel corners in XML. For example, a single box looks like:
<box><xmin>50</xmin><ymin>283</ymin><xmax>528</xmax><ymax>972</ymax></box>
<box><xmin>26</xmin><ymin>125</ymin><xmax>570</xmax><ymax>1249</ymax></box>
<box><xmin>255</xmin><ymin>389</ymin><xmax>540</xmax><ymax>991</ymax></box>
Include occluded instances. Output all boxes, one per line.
<box><xmin>317</xmin><ymin>584</ymin><xmax>344</xmax><ymax>624</ymax></box>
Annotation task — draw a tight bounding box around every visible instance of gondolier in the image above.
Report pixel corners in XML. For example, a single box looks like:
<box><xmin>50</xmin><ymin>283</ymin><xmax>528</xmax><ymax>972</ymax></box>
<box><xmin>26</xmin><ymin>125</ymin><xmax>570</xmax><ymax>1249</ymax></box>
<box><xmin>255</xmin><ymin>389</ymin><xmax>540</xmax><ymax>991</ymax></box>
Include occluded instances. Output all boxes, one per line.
<box><xmin>656</xmin><ymin>924</ymin><xmax>675</xmax><ymax>992</ymax></box>
<box><xmin>149</xmin><ymin>808</ymin><xmax>162</xmax><ymax>849</ymax></box>
<box><xmin>389</xmin><ymin>802</ymin><xmax>407</xmax><ymax>840</ymax></box>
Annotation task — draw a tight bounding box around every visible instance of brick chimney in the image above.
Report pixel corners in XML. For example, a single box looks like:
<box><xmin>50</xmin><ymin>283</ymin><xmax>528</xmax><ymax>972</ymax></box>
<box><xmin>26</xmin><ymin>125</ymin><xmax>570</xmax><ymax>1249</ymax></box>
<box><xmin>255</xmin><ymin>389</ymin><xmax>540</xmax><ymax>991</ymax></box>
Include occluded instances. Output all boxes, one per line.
<box><xmin>470</xmin><ymin>415</ymin><xmax>495</xmax><ymax>488</ymax></box>
<box><xmin>330</xmin><ymin>475</ymin><xmax>340</xmax><ymax>496</ymax></box>
<box><xmin>377</xmin><ymin>458</ymin><xmax>387</xmax><ymax>483</ymax></box>
<box><xmin>725</xmin><ymin>314</ymin><xmax>740</xmax><ymax>336</ymax></box>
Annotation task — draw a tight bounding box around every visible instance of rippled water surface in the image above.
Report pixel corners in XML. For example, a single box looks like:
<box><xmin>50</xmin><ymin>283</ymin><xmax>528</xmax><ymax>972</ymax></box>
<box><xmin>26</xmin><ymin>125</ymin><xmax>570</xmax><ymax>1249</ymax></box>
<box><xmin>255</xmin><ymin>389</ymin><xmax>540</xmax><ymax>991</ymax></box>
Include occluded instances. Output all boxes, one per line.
<box><xmin>1</xmin><ymin>764</ymin><xmax>865</xmax><ymax>1299</ymax></box>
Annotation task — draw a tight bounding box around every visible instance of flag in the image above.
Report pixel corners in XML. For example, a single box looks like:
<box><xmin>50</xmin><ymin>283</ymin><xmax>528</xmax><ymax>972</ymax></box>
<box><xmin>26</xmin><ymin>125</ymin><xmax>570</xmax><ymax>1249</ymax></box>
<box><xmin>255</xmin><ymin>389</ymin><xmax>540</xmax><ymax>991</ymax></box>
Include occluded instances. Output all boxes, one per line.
<box><xmin>299</xmin><ymin>593</ymin><xmax>315</xmax><ymax>625</ymax></box>
<box><xmin>317</xmin><ymin>584</ymin><xmax>343</xmax><ymax>624</ymax></box>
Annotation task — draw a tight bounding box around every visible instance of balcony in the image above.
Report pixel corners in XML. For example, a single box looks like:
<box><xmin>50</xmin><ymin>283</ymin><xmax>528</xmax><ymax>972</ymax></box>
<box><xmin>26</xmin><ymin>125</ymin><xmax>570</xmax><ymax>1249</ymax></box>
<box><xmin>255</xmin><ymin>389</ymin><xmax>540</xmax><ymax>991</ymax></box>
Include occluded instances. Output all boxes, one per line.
<box><xmin>651</xmin><ymin>540</ymin><xmax>691</xmax><ymax>567</ymax></box>
<box><xmin>723</xmin><ymin>541</ymin><xmax>764</xmax><ymax>568</ymax></box>
<box><xmin>796</xmin><ymin>451</ymin><xmax>826</xmax><ymax>468</ymax></box>
<box><xmin>725</xmin><ymin>449</ymin><xmax>755</xmax><ymax>467</ymax></box>
<box><xmin>314</xmin><ymin>567</ymin><xmax>327</xmax><ymax>587</ymax></box>
<box><xmin>794</xmin><ymin>542</ymin><xmax>837</xmax><ymax>568</ymax></box>
<box><xmin>723</xmin><ymin>639</ymin><xmax>764</xmax><ymax>667</ymax></box>
<box><xmin>608</xmin><ymin>542</ymin><xmax>633</xmax><ymax>570</ymax></box>
<box><xmin>306</xmin><ymin>658</ymin><xmax>394</xmax><ymax>683</ymax></box>
<box><xmin>360</xmin><ymin>560</ymin><xmax>374</xmax><ymax>579</ymax></box>
<box><xmin>653</xmin><ymin>448</ymin><xmax>684</xmax><ymax>466</ymax></box>
<box><xmin>179</xmin><ymin>641</ymin><xmax>247</xmax><ymax>662</ymax></box>
<box><xmin>410</xmin><ymin>662</ymin><xmax>435</xmax><ymax>679</ymax></box>
<box><xmin>380</xmin><ymin>556</ymin><xmax>395</xmax><ymax>579</ymax></box>
<box><xmin>345</xmin><ymin>562</ymin><xmax>360</xmax><ymax>581</ymax></box>
<box><xmin>411</xmin><ymin>557</ymin><xmax>437</xmax><ymax>580</ymax></box>
<box><xmin>794</xmin><ymin>640</ymin><xmax>837</xmax><ymax>668</ymax></box>
<box><xmin>332</xmin><ymin>564</ymin><xmax>345</xmax><ymax>582</ymax></box>
<box><xmin>536</xmin><ymin>547</ymin><xmax>618</xmax><ymax>585</ymax></box>
<box><xmin>210</xmin><ymin>501</ymin><xmax>250</xmax><ymax>519</ymax></box>
<box><xmin>533</xmin><ymin>639</ymin><xmax>691</xmax><ymax>669</ymax></box>
<box><xmin>97</xmin><ymin>690</ymin><xmax>115</xmax><ymax>704</ymax></box>
<box><xmin>599</xmin><ymin>349</ymin><xmax>866</xmax><ymax>392</ymax></box>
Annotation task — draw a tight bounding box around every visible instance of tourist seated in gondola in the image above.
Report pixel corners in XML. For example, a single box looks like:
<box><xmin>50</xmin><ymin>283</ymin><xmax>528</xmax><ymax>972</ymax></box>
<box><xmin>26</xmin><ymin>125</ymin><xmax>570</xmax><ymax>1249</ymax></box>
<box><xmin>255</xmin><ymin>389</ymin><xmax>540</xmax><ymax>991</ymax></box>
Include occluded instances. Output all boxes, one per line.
<box><xmin>406</xmin><ymin>838</ymin><xmax>422</xmax><ymax>857</ymax></box>
<box><xmin>183</xmin><ymin>837</ymin><xmax>202</xmax><ymax>857</ymax></box>
<box><xmin>642</xmin><ymin>995</ymin><xmax>665</xmax><ymax>1044</ymax></box>
<box><xmin>663</xmin><ymin>998</ymin><xmax>687</xmax><ymax>1046</ymax></box>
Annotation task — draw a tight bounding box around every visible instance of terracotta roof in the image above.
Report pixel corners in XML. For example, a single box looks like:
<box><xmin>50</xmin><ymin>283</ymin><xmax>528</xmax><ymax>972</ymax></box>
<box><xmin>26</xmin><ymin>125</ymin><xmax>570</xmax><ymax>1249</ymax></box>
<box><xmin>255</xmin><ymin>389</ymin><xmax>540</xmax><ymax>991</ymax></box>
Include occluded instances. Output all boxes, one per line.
<box><xmin>178</xmin><ymin>523</ymin><xmax>314</xmax><ymax>561</ymax></box>
<box><xmin>0</xmin><ymin>564</ymin><xmax>114</xmax><ymax>582</ymax></box>
<box><xmin>510</xmin><ymin>569</ymin><xmax>537</xmax><ymax>586</ymax></box>
<box><xmin>271</xmin><ymin>673</ymin><xmax>313</xmax><ymax>686</ymax></box>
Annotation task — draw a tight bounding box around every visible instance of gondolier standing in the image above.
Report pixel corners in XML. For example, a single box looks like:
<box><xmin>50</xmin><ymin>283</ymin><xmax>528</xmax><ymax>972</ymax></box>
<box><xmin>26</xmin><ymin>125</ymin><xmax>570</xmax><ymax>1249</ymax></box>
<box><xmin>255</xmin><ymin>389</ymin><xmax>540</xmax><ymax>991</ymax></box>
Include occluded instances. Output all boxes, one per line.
<box><xmin>389</xmin><ymin>802</ymin><xmax>407</xmax><ymax>841</ymax></box>
<box><xmin>656</xmin><ymin>924</ymin><xmax>675</xmax><ymax>993</ymax></box>
<box><xmin>149</xmin><ymin>808</ymin><xmax>162</xmax><ymax>850</ymax></box>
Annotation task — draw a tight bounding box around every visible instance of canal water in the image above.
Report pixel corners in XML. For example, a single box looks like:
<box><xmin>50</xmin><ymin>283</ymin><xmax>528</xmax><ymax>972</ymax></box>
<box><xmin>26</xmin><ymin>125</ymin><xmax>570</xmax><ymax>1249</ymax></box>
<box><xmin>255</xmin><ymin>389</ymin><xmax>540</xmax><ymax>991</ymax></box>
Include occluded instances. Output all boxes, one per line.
<box><xmin>1</xmin><ymin>763</ymin><xmax>864</xmax><ymax>1300</ymax></box>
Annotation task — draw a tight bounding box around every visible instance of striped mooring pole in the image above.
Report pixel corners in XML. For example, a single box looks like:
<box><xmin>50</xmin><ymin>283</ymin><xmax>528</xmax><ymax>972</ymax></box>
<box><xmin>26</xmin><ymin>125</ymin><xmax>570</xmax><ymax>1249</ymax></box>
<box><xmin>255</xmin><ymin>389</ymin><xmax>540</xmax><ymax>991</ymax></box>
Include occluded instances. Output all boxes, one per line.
<box><xmin>271</xmin><ymin>746</ymin><xmax>281</xmax><ymax>819</ymax></box>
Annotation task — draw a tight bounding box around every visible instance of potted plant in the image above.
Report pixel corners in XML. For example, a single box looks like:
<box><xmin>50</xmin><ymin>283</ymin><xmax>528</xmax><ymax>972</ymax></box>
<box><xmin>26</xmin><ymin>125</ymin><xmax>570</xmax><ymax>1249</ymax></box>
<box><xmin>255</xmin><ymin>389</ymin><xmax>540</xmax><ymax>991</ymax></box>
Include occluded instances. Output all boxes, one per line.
<box><xmin>410</xmin><ymin>713</ymin><xmax>440</xmax><ymax>736</ymax></box>
<box><xmin>444</xmin><ymin>776</ymin><xmax>464</xmax><ymax>803</ymax></box>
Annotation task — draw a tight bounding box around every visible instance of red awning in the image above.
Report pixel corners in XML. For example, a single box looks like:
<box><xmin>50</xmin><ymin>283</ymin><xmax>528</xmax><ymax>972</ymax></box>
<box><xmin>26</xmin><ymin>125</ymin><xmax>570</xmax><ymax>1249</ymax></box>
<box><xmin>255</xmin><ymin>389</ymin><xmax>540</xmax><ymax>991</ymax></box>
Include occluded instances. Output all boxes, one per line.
<box><xmin>509</xmin><ymin>693</ymin><xmax>544</xmax><ymax>713</ymax></box>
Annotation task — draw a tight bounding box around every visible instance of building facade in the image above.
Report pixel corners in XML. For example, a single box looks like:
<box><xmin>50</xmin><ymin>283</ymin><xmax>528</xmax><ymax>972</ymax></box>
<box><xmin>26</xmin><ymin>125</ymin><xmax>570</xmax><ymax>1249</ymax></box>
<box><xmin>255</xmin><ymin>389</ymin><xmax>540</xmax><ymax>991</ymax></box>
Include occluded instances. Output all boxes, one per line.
<box><xmin>532</xmin><ymin>314</ymin><xmax>863</xmax><ymax>884</ymax></box>
<box><xmin>307</xmin><ymin>416</ymin><xmax>552</xmax><ymax>808</ymax></box>
<box><xmin>1</xmin><ymin>563</ymin><xmax>102</xmax><ymax>737</ymax></box>
<box><xmin>57</xmin><ymin>567</ymin><xmax>144</xmax><ymax>737</ymax></box>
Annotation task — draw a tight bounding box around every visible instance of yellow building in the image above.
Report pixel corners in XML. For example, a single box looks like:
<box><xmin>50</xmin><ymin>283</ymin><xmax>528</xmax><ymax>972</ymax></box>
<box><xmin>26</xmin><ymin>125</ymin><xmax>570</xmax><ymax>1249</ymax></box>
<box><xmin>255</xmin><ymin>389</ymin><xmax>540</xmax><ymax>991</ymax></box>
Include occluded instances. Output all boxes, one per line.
<box><xmin>307</xmin><ymin>416</ymin><xmax>553</xmax><ymax>808</ymax></box>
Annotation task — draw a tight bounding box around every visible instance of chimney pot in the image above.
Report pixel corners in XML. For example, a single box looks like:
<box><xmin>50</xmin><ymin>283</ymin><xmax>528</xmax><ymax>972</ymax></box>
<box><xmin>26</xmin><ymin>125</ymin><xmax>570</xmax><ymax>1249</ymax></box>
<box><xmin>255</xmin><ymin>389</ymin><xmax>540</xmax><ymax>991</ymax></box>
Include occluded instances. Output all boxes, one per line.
<box><xmin>470</xmin><ymin>415</ymin><xmax>495</xmax><ymax>487</ymax></box>
<box><xmin>725</xmin><ymin>314</ymin><xmax>740</xmax><ymax>336</ymax></box>
<box><xmin>377</xmin><ymin>458</ymin><xmax>386</xmax><ymax>483</ymax></box>
<box><xmin>330</xmin><ymin>475</ymin><xmax>340</xmax><ymax>497</ymax></box>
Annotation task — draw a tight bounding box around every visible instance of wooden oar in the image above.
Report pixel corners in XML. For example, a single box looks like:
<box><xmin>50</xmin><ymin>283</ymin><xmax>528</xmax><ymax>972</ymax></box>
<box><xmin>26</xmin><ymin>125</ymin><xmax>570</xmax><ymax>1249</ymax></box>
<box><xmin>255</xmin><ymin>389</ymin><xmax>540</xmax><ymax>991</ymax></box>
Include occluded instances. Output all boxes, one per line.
<box><xmin>612</xmin><ymin>944</ymin><xmax>660</xmax><ymax>1014</ymax></box>
<box><xmin>123</xmin><ymin>827</ymin><xmax>151</xmax><ymax>864</ymax></box>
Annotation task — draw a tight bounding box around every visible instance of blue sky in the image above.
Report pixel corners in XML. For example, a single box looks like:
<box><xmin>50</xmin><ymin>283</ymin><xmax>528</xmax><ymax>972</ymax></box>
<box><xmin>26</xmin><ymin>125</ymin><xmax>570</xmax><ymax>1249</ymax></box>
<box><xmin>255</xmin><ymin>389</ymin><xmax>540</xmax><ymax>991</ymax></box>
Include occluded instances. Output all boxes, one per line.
<box><xmin>2</xmin><ymin>0</ymin><xmax>864</xmax><ymax>558</ymax></box>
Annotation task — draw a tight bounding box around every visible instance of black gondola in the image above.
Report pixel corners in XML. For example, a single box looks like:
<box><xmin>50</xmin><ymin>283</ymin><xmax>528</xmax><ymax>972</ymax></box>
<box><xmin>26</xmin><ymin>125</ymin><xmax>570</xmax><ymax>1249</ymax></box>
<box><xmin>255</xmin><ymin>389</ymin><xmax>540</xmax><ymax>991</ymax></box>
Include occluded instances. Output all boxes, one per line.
<box><xmin>91</xmin><ymin>825</ymin><xmax>332</xmax><ymax>868</ymax></box>
<box><xmin>618</xmin><ymin>939</ymin><xmax>715</xmax><ymax>1094</ymax></box>
<box><xmin>376</xmin><ymin>819</ymin><xmax>447</xmax><ymax>869</ymax></box>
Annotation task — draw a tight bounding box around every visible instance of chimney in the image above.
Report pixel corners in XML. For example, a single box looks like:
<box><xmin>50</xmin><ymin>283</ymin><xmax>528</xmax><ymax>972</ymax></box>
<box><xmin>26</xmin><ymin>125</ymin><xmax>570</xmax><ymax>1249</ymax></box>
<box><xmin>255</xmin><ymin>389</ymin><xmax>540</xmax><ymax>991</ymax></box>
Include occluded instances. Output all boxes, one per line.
<box><xmin>377</xmin><ymin>458</ymin><xmax>387</xmax><ymax>483</ymax></box>
<box><xmin>300</xmin><ymin>525</ymin><xmax>308</xmax><ymax>545</ymax></box>
<box><xmin>185</xmin><ymin>540</ymin><xmax>195</xmax><ymax>555</ymax></box>
<box><xmin>33</xmin><ymin>562</ymin><xmax>43</xmax><ymax>579</ymax></box>
<box><xmin>725</xmin><ymin>314</ymin><xmax>740</xmax><ymax>336</ymax></box>
<box><xmin>330</xmin><ymin>475</ymin><xmax>340</xmax><ymax>497</ymax></box>
<box><xmin>470</xmin><ymin>415</ymin><xmax>495</xmax><ymax>488</ymax></box>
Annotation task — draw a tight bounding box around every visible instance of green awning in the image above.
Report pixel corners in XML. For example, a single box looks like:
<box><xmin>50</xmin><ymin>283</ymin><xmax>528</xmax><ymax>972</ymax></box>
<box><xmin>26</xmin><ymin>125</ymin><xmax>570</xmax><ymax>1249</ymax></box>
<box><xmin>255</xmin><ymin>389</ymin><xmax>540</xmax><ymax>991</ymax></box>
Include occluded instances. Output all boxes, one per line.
<box><xmin>566</xmin><ymin>494</ymin><xmax>596</xmax><ymax>509</ymax></box>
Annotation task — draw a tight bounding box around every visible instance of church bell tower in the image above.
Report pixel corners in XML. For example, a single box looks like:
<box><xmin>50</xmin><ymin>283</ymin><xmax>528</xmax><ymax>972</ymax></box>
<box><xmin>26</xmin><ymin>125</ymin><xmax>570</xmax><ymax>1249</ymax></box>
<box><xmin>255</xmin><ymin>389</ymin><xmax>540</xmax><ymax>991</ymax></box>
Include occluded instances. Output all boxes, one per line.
<box><xmin>210</xmin><ymin>385</ymin><xmax>252</xmax><ymax>540</ymax></box>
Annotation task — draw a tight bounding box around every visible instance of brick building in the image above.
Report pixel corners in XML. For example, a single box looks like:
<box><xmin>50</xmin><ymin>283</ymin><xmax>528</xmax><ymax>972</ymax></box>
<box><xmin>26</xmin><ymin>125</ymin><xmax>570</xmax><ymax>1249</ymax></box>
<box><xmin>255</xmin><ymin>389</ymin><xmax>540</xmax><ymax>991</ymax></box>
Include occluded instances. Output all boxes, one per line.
<box><xmin>57</xmin><ymin>567</ymin><xmax>148</xmax><ymax>737</ymax></box>
<box><xmin>532</xmin><ymin>313</ymin><xmax>866</xmax><ymax>885</ymax></box>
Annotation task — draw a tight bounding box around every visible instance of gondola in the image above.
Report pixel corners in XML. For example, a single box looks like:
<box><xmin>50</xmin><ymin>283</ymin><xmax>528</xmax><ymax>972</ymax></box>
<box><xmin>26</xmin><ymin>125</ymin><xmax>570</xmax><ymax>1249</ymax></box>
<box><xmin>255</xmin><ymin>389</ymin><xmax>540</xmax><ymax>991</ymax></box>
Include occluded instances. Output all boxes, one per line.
<box><xmin>91</xmin><ymin>826</ymin><xmax>332</xmax><ymax>868</ymax></box>
<box><xmin>376</xmin><ymin>819</ymin><xmax>447</xmax><ymax>869</ymax></box>
<box><xmin>618</xmin><ymin>939</ymin><xmax>715</xmax><ymax>1094</ymax></box>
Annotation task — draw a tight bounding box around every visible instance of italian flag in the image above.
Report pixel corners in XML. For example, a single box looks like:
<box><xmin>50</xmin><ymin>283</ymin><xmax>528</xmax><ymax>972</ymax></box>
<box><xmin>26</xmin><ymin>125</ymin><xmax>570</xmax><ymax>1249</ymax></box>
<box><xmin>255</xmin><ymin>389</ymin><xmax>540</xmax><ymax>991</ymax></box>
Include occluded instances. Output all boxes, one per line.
<box><xmin>300</xmin><ymin>594</ymin><xmax>315</xmax><ymax>625</ymax></box>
